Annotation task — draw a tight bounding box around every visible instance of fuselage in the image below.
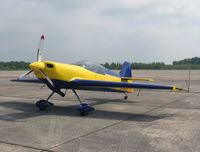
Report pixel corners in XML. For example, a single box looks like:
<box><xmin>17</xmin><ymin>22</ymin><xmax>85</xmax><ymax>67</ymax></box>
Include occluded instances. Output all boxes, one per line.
<box><xmin>30</xmin><ymin>61</ymin><xmax>133</xmax><ymax>93</ymax></box>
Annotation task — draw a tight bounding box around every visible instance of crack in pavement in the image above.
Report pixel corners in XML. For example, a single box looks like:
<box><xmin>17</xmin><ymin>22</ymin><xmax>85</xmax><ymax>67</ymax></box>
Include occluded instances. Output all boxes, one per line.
<box><xmin>0</xmin><ymin>140</ymin><xmax>53</xmax><ymax>152</ymax></box>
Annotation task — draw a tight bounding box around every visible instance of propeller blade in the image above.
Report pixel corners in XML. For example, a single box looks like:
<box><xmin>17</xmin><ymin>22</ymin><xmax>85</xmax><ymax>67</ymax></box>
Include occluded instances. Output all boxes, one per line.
<box><xmin>18</xmin><ymin>70</ymin><xmax>33</xmax><ymax>79</ymax></box>
<box><xmin>37</xmin><ymin>35</ymin><xmax>44</xmax><ymax>62</ymax></box>
<box><xmin>39</xmin><ymin>69</ymin><xmax>55</xmax><ymax>87</ymax></box>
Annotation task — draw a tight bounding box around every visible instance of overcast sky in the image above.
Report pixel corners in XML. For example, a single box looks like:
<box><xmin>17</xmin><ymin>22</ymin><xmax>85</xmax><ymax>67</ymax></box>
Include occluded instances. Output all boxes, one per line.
<box><xmin>0</xmin><ymin>0</ymin><xmax>200</xmax><ymax>64</ymax></box>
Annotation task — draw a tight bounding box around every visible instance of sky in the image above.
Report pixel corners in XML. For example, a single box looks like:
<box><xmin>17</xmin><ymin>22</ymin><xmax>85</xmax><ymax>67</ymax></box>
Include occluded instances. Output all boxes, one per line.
<box><xmin>0</xmin><ymin>0</ymin><xmax>200</xmax><ymax>64</ymax></box>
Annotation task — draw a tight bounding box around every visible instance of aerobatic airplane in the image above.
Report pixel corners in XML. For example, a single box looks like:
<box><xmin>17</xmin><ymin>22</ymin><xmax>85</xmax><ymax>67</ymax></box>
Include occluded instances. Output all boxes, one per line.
<box><xmin>11</xmin><ymin>35</ymin><xmax>184</xmax><ymax>115</ymax></box>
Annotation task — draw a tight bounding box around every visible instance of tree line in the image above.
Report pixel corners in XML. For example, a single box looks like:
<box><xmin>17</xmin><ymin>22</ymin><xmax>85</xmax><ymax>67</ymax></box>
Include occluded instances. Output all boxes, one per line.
<box><xmin>173</xmin><ymin>57</ymin><xmax>200</xmax><ymax>65</ymax></box>
<box><xmin>1</xmin><ymin>57</ymin><xmax>200</xmax><ymax>70</ymax></box>
<box><xmin>0</xmin><ymin>61</ymin><xmax>30</xmax><ymax>70</ymax></box>
<box><xmin>102</xmin><ymin>57</ymin><xmax>200</xmax><ymax>70</ymax></box>
<box><xmin>102</xmin><ymin>62</ymin><xmax>200</xmax><ymax>70</ymax></box>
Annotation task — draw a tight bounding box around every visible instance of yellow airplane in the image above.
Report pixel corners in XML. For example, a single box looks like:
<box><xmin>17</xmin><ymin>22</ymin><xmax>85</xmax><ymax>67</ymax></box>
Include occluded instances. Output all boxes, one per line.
<box><xmin>11</xmin><ymin>35</ymin><xmax>184</xmax><ymax>115</ymax></box>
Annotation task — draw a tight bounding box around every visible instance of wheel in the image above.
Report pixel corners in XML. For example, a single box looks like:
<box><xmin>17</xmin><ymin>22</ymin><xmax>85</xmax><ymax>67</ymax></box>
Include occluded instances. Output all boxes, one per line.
<box><xmin>124</xmin><ymin>95</ymin><xmax>128</xmax><ymax>100</ymax></box>
<box><xmin>36</xmin><ymin>100</ymin><xmax>53</xmax><ymax>110</ymax></box>
<box><xmin>77</xmin><ymin>103</ymin><xmax>94</xmax><ymax>116</ymax></box>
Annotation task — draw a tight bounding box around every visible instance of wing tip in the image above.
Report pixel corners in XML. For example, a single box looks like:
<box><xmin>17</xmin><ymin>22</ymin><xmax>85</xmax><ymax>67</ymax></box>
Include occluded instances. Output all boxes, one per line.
<box><xmin>173</xmin><ymin>86</ymin><xmax>184</xmax><ymax>91</ymax></box>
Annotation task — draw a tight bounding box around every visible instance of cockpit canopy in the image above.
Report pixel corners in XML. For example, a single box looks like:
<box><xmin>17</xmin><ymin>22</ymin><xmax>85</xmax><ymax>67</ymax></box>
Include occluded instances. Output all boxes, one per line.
<box><xmin>73</xmin><ymin>60</ymin><xmax>106</xmax><ymax>75</ymax></box>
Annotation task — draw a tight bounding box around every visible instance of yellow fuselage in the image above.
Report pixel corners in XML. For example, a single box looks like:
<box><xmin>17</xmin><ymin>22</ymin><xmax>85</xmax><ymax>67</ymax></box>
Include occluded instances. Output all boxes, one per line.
<box><xmin>30</xmin><ymin>61</ymin><xmax>133</xmax><ymax>92</ymax></box>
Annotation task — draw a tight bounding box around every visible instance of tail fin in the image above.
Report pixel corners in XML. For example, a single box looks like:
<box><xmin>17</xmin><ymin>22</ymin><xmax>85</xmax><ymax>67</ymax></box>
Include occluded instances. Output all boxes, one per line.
<box><xmin>119</xmin><ymin>61</ymin><xmax>132</xmax><ymax>77</ymax></box>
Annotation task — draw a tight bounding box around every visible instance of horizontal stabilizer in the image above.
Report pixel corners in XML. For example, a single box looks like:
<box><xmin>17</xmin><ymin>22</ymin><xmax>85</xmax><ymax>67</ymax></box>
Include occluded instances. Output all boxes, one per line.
<box><xmin>121</xmin><ymin>77</ymin><xmax>154</xmax><ymax>81</ymax></box>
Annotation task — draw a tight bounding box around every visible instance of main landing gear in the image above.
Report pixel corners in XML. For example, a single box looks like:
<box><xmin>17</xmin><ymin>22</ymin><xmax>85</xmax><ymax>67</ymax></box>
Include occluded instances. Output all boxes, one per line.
<box><xmin>36</xmin><ymin>92</ymin><xmax>54</xmax><ymax>110</ymax></box>
<box><xmin>72</xmin><ymin>89</ymin><xmax>94</xmax><ymax>116</ymax></box>
<box><xmin>35</xmin><ymin>89</ymin><xmax>94</xmax><ymax>116</ymax></box>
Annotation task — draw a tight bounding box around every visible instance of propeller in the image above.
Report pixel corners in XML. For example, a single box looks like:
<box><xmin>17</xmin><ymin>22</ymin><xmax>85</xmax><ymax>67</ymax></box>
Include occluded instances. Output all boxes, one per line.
<box><xmin>18</xmin><ymin>35</ymin><xmax>45</xmax><ymax>80</ymax></box>
<box><xmin>18</xmin><ymin>70</ymin><xmax>33</xmax><ymax>79</ymax></box>
<box><xmin>39</xmin><ymin>69</ymin><xmax>66</xmax><ymax>97</ymax></box>
<box><xmin>16</xmin><ymin>35</ymin><xmax>64</xmax><ymax>96</ymax></box>
<box><xmin>39</xmin><ymin>69</ymin><xmax>55</xmax><ymax>88</ymax></box>
<box><xmin>37</xmin><ymin>35</ymin><xmax>44</xmax><ymax>62</ymax></box>
<box><xmin>17</xmin><ymin>35</ymin><xmax>56</xmax><ymax>90</ymax></box>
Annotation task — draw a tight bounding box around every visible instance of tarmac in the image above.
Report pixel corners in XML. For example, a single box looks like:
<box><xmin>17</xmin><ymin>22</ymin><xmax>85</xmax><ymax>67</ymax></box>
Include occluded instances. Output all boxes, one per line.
<box><xmin>0</xmin><ymin>70</ymin><xmax>200</xmax><ymax>152</ymax></box>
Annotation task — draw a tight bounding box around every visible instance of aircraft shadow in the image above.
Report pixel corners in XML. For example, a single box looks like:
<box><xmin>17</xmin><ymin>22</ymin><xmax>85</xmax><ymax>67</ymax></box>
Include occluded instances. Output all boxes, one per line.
<box><xmin>86</xmin><ymin>98</ymin><xmax>138</xmax><ymax>106</ymax></box>
<box><xmin>0</xmin><ymin>101</ymin><xmax>173</xmax><ymax>122</ymax></box>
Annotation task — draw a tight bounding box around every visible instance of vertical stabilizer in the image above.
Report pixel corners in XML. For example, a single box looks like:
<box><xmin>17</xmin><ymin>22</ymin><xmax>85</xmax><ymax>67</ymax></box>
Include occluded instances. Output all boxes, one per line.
<box><xmin>119</xmin><ymin>61</ymin><xmax>132</xmax><ymax>77</ymax></box>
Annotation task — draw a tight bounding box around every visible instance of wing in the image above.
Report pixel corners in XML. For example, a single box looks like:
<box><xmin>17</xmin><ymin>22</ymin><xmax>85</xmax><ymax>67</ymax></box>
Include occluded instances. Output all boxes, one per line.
<box><xmin>71</xmin><ymin>79</ymin><xmax>182</xmax><ymax>91</ymax></box>
<box><xmin>10</xmin><ymin>78</ymin><xmax>42</xmax><ymax>83</ymax></box>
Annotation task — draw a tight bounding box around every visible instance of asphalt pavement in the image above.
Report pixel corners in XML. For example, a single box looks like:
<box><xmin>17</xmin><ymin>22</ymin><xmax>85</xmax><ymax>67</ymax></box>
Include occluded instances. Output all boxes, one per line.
<box><xmin>0</xmin><ymin>70</ymin><xmax>200</xmax><ymax>152</ymax></box>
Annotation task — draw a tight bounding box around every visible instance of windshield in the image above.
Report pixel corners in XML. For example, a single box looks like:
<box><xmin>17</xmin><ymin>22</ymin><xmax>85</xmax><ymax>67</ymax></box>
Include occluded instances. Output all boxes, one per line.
<box><xmin>73</xmin><ymin>60</ymin><xmax>106</xmax><ymax>75</ymax></box>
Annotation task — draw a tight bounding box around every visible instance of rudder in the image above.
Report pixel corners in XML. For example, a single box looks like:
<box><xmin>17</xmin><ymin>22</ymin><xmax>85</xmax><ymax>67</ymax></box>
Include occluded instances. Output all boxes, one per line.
<box><xmin>119</xmin><ymin>61</ymin><xmax>132</xmax><ymax>77</ymax></box>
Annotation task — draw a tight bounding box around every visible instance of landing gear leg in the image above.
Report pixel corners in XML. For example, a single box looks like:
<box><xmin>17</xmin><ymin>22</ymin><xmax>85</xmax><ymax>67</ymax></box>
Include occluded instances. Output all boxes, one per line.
<box><xmin>72</xmin><ymin>89</ymin><xmax>94</xmax><ymax>116</ymax></box>
<box><xmin>72</xmin><ymin>89</ymin><xmax>82</xmax><ymax>104</ymax></box>
<box><xmin>36</xmin><ymin>92</ymin><xmax>54</xmax><ymax>110</ymax></box>
<box><xmin>124</xmin><ymin>93</ymin><xmax>128</xmax><ymax>100</ymax></box>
